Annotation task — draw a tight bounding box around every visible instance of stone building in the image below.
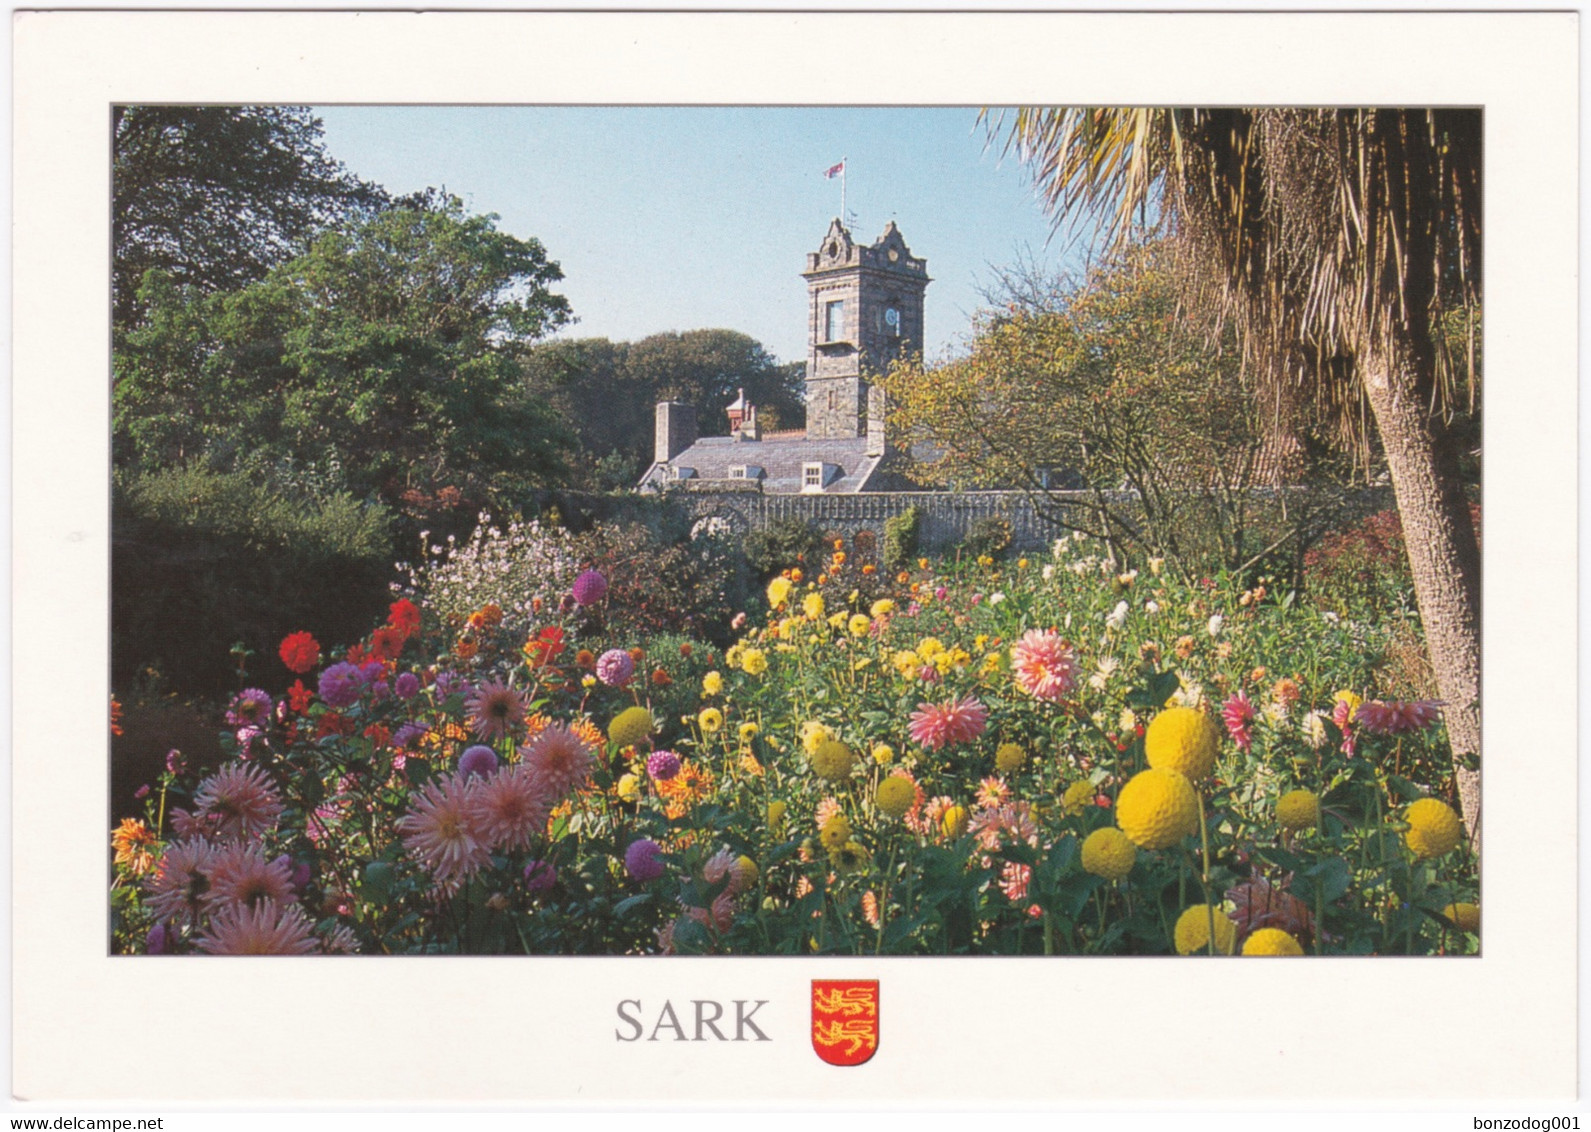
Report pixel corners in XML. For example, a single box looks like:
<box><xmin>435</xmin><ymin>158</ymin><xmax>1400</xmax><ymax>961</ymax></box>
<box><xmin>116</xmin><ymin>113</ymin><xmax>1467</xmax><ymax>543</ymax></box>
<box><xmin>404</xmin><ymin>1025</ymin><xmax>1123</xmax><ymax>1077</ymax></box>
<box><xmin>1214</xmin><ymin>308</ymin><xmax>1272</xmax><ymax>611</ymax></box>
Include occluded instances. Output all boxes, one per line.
<box><xmin>638</xmin><ymin>219</ymin><xmax>929</xmax><ymax>495</ymax></box>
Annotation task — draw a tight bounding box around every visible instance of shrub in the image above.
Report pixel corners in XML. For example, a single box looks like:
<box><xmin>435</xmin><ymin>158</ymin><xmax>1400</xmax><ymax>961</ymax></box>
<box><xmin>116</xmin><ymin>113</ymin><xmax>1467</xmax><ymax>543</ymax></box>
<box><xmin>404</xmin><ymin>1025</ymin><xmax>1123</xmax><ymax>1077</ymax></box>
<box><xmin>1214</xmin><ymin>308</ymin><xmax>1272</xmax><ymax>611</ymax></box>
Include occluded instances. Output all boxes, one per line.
<box><xmin>883</xmin><ymin>505</ymin><xmax>922</xmax><ymax>571</ymax></box>
<box><xmin>960</xmin><ymin>516</ymin><xmax>1013</xmax><ymax>560</ymax></box>
<box><xmin>396</xmin><ymin>511</ymin><xmax>581</xmax><ymax>639</ymax></box>
<box><xmin>113</xmin><ymin>467</ymin><xmax>393</xmax><ymax>696</ymax></box>
<box><xmin>572</xmin><ymin>519</ymin><xmax>746</xmax><ymax>644</ymax></box>
<box><xmin>745</xmin><ymin>517</ymin><xmax>824</xmax><ymax>578</ymax></box>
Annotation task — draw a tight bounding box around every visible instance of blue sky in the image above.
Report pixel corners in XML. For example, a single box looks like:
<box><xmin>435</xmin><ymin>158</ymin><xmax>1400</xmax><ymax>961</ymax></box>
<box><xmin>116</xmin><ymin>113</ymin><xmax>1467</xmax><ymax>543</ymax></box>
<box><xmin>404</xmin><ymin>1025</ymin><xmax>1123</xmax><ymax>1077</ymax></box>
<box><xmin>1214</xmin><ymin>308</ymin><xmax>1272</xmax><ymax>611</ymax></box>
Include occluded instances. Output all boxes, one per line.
<box><xmin>313</xmin><ymin>106</ymin><xmax>1089</xmax><ymax>365</ymax></box>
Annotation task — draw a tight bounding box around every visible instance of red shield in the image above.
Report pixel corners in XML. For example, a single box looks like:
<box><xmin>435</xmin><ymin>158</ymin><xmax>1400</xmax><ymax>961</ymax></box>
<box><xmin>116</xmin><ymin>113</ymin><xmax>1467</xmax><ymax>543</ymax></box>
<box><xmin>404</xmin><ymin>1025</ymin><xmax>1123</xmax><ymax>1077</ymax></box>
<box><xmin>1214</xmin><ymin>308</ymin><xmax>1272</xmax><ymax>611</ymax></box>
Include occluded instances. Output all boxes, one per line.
<box><xmin>810</xmin><ymin>979</ymin><xmax>879</xmax><ymax>1066</ymax></box>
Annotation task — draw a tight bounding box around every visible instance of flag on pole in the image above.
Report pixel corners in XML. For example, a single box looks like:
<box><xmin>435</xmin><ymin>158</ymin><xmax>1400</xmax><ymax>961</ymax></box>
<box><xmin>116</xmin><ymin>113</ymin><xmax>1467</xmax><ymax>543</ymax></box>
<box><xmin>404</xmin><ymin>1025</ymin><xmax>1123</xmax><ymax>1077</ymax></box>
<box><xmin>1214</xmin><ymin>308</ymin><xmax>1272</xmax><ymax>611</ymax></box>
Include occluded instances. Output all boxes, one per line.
<box><xmin>824</xmin><ymin>160</ymin><xmax>845</xmax><ymax>179</ymax></box>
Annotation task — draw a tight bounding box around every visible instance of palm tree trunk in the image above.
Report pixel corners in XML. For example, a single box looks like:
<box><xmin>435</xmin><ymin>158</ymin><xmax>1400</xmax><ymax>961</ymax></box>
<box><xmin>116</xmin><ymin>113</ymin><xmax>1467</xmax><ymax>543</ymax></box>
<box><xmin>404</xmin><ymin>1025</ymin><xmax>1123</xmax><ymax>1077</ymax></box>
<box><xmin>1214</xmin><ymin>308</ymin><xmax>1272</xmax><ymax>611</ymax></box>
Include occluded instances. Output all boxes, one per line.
<box><xmin>1359</xmin><ymin>336</ymin><xmax>1482</xmax><ymax>852</ymax></box>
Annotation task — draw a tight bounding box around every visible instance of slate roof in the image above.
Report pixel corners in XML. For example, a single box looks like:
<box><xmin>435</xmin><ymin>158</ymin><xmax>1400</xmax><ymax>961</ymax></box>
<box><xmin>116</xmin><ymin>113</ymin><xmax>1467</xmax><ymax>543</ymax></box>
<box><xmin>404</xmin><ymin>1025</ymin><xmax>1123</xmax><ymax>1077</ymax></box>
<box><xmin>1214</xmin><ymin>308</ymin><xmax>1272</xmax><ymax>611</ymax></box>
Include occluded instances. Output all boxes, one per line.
<box><xmin>639</xmin><ymin>435</ymin><xmax>883</xmax><ymax>495</ymax></box>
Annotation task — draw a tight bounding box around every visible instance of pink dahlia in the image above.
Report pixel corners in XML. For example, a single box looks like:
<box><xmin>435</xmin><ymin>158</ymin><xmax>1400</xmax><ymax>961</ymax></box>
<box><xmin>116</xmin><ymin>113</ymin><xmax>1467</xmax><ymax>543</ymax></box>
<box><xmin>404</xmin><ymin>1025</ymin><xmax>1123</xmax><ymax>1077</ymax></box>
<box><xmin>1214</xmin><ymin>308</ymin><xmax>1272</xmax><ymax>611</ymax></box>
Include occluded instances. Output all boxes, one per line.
<box><xmin>396</xmin><ymin>773</ymin><xmax>490</xmax><ymax>885</ymax></box>
<box><xmin>466</xmin><ymin>680</ymin><xmax>526</xmax><ymax>743</ymax></box>
<box><xmin>470</xmin><ymin>764</ymin><xmax>550</xmax><ymax>852</ymax></box>
<box><xmin>595</xmin><ymin>648</ymin><xmax>635</xmax><ymax>688</ymax></box>
<box><xmin>1222</xmin><ymin>690</ymin><xmax>1257</xmax><ymax>753</ymax></box>
<box><xmin>1009</xmin><ymin>630</ymin><xmax>1077</xmax><ymax>702</ymax></box>
<box><xmin>521</xmin><ymin>722</ymin><xmax>597</xmax><ymax>799</ymax></box>
<box><xmin>192</xmin><ymin>762</ymin><xmax>284</xmax><ymax>841</ymax></box>
<box><xmin>907</xmin><ymin>694</ymin><xmax>988</xmax><ymax>750</ymax></box>
<box><xmin>1355</xmin><ymin>699</ymin><xmax>1444</xmax><ymax>735</ymax></box>
<box><xmin>204</xmin><ymin>842</ymin><xmax>296</xmax><ymax>913</ymax></box>
<box><xmin>143</xmin><ymin>838</ymin><xmax>216</xmax><ymax>927</ymax></box>
<box><xmin>194</xmin><ymin>900</ymin><xmax>318</xmax><ymax>956</ymax></box>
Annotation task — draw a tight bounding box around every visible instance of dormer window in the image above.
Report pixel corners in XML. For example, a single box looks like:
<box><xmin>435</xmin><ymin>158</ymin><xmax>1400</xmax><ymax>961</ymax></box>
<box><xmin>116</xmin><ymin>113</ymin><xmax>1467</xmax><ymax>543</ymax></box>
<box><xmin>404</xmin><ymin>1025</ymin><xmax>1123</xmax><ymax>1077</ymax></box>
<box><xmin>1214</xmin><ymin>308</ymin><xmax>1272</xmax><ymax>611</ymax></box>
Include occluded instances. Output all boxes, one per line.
<box><xmin>670</xmin><ymin>466</ymin><xmax>696</xmax><ymax>481</ymax></box>
<box><xmin>728</xmin><ymin>465</ymin><xmax>764</xmax><ymax>481</ymax></box>
<box><xmin>802</xmin><ymin>462</ymin><xmax>839</xmax><ymax>492</ymax></box>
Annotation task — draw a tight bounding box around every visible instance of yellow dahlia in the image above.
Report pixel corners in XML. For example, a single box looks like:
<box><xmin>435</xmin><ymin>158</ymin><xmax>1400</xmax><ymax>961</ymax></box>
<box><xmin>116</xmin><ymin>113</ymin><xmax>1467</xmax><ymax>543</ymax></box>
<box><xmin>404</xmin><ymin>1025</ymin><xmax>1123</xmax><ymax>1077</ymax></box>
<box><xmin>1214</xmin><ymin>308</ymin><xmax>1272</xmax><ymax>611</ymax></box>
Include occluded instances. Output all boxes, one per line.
<box><xmin>848</xmin><ymin>613</ymin><xmax>872</xmax><ymax>637</ymax></box>
<box><xmin>1144</xmin><ymin>707</ymin><xmax>1219</xmax><ymax>779</ymax></box>
<box><xmin>766</xmin><ymin>800</ymin><xmax>787</xmax><ymax>831</ymax></box>
<box><xmin>608</xmin><ymin>706</ymin><xmax>654</xmax><ymax>749</ymax></box>
<box><xmin>870</xmin><ymin>599</ymin><xmax>895</xmax><ymax>618</ymax></box>
<box><xmin>1242</xmin><ymin>927</ymin><xmax>1304</xmax><ymax>956</ymax></box>
<box><xmin>1115</xmin><ymin>768</ymin><xmax>1200</xmax><ymax>850</ymax></box>
<box><xmin>819</xmin><ymin>813</ymin><xmax>852</xmax><ymax>852</ymax></box>
<box><xmin>697</xmin><ymin>707</ymin><xmax>724</xmax><ymax>734</ymax></box>
<box><xmin>1442</xmin><ymin>902</ymin><xmax>1480</xmax><ymax>933</ymax></box>
<box><xmin>810</xmin><ymin>739</ymin><xmax>856</xmax><ymax>781</ymax></box>
<box><xmin>1061</xmin><ymin>779</ymin><xmax>1096</xmax><ymax>817</ymax></box>
<box><xmin>1276</xmin><ymin>789</ymin><xmax>1320</xmax><ymax>831</ymax></box>
<box><xmin>871</xmin><ymin>743</ymin><xmax>895</xmax><ymax>765</ymax></box>
<box><xmin>1404</xmin><ymin>797</ymin><xmax>1463</xmax><ymax>858</ymax></box>
<box><xmin>766</xmin><ymin>576</ymin><xmax>792</xmax><ymax>609</ymax></box>
<box><xmin>1174</xmin><ymin>903</ymin><xmax>1237</xmax><ymax>955</ymax></box>
<box><xmin>940</xmin><ymin>803</ymin><xmax>970</xmax><ymax>838</ymax></box>
<box><xmin>615</xmin><ymin>773</ymin><xmax>641</xmax><ymax>803</ymax></box>
<box><xmin>994</xmin><ymin>742</ymin><xmax>1027</xmax><ymax>774</ymax></box>
<box><xmin>1080</xmin><ymin>827</ymin><xmax>1136</xmax><ymax>881</ymax></box>
<box><xmin>738</xmin><ymin>721</ymin><xmax>759</xmax><ymax>744</ymax></box>
<box><xmin>801</xmin><ymin>720</ymin><xmax>835</xmax><ymax>754</ymax></box>
<box><xmin>702</xmin><ymin>670</ymin><xmax>723</xmax><ymax>696</ymax></box>
<box><xmin>874</xmin><ymin>776</ymin><xmax>915</xmax><ymax>819</ymax></box>
<box><xmin>740</xmin><ymin>648</ymin><xmax>768</xmax><ymax>676</ymax></box>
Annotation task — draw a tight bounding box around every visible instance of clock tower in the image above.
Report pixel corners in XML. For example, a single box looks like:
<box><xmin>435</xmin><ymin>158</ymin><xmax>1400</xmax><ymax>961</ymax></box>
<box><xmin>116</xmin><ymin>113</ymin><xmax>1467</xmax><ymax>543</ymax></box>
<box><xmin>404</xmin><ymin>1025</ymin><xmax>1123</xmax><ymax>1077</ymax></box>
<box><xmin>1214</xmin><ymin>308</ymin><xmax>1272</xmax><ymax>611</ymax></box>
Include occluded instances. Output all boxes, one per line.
<box><xmin>801</xmin><ymin>219</ymin><xmax>929</xmax><ymax>441</ymax></box>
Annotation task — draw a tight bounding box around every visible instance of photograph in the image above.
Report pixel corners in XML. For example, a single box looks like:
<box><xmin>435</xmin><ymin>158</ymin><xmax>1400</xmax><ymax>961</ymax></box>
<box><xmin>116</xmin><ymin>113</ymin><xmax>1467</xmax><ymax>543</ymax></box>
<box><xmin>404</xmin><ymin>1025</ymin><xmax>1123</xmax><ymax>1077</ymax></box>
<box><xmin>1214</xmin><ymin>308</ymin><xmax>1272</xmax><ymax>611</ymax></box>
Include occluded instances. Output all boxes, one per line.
<box><xmin>107</xmin><ymin>103</ymin><xmax>1482</xmax><ymax>961</ymax></box>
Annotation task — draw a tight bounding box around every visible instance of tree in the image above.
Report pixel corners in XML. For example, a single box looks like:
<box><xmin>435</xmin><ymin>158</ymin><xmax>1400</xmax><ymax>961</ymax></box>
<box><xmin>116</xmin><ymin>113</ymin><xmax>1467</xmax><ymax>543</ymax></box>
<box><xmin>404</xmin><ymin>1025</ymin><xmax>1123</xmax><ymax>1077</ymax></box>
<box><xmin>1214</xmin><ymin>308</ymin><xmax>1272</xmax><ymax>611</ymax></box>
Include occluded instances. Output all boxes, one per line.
<box><xmin>885</xmin><ymin>243</ymin><xmax>1347</xmax><ymax>574</ymax></box>
<box><xmin>522</xmin><ymin>328</ymin><xmax>806</xmax><ymax>490</ymax></box>
<box><xmin>113</xmin><ymin>106</ymin><xmax>383</xmax><ymax>331</ymax></box>
<box><xmin>987</xmin><ymin>108</ymin><xmax>1482</xmax><ymax>844</ymax></box>
<box><xmin>115</xmin><ymin>192</ymin><xmax>575</xmax><ymax>514</ymax></box>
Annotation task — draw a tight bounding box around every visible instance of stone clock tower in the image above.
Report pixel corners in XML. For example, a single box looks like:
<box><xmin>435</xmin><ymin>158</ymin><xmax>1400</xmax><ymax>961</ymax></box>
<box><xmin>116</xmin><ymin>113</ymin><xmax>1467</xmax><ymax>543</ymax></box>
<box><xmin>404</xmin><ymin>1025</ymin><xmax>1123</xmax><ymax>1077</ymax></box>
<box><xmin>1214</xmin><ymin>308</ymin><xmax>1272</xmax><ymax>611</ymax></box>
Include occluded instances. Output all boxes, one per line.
<box><xmin>801</xmin><ymin>219</ymin><xmax>929</xmax><ymax>441</ymax></box>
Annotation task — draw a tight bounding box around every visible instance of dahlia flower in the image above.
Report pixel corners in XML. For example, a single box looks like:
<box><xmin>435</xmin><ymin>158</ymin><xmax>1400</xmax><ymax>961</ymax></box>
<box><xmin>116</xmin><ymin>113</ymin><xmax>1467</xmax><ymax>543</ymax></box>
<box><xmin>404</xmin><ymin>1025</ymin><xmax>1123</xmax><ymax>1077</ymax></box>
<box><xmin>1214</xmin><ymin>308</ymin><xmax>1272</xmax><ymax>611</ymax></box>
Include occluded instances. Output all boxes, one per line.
<box><xmin>521</xmin><ymin>722</ymin><xmax>598</xmax><ymax>799</ymax></box>
<box><xmin>195</xmin><ymin>900</ymin><xmax>318</xmax><ymax>956</ymax></box>
<box><xmin>646</xmin><ymin>749</ymin><xmax>683</xmax><ymax>782</ymax></box>
<box><xmin>907</xmin><ymin>694</ymin><xmax>988</xmax><ymax>750</ymax></box>
<box><xmin>1009</xmin><ymin>629</ymin><xmax>1077</xmax><ymax>702</ymax></box>
<box><xmin>317</xmin><ymin>662</ymin><xmax>365</xmax><ymax>709</ymax></box>
<box><xmin>1355</xmin><ymin>699</ymin><xmax>1445</xmax><ymax>735</ymax></box>
<box><xmin>458</xmin><ymin>744</ymin><xmax>499</xmax><ymax>779</ymax></box>
<box><xmin>571</xmin><ymin>569</ymin><xmax>609</xmax><ymax>606</ymax></box>
<box><xmin>1221</xmin><ymin>690</ymin><xmax>1256</xmax><ymax>753</ymax></box>
<box><xmin>471</xmin><ymin>764</ymin><xmax>550</xmax><ymax>852</ymax></box>
<box><xmin>396</xmin><ymin>773</ymin><xmax>490</xmax><ymax>884</ymax></box>
<box><xmin>143</xmin><ymin>838</ymin><xmax>216</xmax><ymax>927</ymax></box>
<box><xmin>204</xmin><ymin>842</ymin><xmax>297</xmax><ymax>913</ymax></box>
<box><xmin>625</xmin><ymin>838</ymin><xmax>665</xmax><ymax>881</ymax></box>
<box><xmin>192</xmin><ymin>762</ymin><xmax>284</xmax><ymax>841</ymax></box>
<box><xmin>466</xmin><ymin>680</ymin><xmax>527</xmax><ymax>743</ymax></box>
<box><xmin>596</xmin><ymin>649</ymin><xmax>636</xmax><ymax>687</ymax></box>
<box><xmin>226</xmin><ymin>688</ymin><xmax>273</xmax><ymax>729</ymax></box>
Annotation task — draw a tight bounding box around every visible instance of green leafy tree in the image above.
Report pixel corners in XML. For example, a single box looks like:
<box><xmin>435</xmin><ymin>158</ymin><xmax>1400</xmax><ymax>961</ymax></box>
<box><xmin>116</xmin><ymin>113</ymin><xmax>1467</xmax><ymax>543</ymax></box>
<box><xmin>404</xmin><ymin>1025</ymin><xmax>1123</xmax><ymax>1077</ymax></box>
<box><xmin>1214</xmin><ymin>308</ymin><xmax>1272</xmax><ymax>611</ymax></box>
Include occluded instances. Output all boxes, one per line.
<box><xmin>115</xmin><ymin>191</ymin><xmax>574</xmax><ymax>513</ymax></box>
<box><xmin>113</xmin><ymin>105</ymin><xmax>382</xmax><ymax>331</ymax></box>
<box><xmin>986</xmin><ymin>107</ymin><xmax>1482</xmax><ymax>843</ymax></box>
<box><xmin>523</xmin><ymin>328</ymin><xmax>806</xmax><ymax>490</ymax></box>
<box><xmin>885</xmin><ymin>245</ymin><xmax>1341</xmax><ymax>573</ymax></box>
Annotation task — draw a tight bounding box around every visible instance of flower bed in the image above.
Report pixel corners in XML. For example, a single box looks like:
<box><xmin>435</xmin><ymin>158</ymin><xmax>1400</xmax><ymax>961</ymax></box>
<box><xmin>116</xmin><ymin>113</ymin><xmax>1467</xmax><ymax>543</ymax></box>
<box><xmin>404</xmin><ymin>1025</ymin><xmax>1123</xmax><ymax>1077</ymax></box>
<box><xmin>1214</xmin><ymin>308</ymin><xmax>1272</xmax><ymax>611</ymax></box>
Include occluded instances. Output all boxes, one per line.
<box><xmin>110</xmin><ymin>534</ymin><xmax>1477</xmax><ymax>956</ymax></box>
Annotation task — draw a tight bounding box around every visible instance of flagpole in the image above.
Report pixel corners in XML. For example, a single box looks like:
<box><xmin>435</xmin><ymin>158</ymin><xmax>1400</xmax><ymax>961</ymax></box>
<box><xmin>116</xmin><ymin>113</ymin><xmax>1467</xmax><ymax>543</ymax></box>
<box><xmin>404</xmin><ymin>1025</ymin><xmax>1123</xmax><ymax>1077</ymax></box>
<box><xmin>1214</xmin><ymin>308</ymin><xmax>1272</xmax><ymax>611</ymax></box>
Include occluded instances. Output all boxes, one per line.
<box><xmin>840</xmin><ymin>157</ymin><xmax>847</xmax><ymax>229</ymax></box>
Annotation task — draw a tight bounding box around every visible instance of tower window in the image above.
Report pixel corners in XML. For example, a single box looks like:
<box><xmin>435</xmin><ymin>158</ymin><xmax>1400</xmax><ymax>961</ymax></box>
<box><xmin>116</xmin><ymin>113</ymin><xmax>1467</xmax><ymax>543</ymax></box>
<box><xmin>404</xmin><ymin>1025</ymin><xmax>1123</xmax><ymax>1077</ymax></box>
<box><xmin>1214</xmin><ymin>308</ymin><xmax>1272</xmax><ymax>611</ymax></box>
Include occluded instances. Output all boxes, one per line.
<box><xmin>825</xmin><ymin>299</ymin><xmax>844</xmax><ymax>342</ymax></box>
<box><xmin>827</xmin><ymin>390</ymin><xmax>836</xmax><ymax>412</ymax></box>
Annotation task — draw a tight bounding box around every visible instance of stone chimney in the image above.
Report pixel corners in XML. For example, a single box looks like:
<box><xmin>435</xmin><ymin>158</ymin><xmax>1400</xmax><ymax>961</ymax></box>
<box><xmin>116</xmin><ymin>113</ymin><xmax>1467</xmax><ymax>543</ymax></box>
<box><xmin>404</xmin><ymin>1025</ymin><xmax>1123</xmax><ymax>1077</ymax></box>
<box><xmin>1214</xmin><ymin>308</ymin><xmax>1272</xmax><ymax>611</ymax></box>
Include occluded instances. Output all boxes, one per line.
<box><xmin>655</xmin><ymin>401</ymin><xmax>698</xmax><ymax>465</ymax></box>
<box><xmin>865</xmin><ymin>384</ymin><xmax>887</xmax><ymax>458</ymax></box>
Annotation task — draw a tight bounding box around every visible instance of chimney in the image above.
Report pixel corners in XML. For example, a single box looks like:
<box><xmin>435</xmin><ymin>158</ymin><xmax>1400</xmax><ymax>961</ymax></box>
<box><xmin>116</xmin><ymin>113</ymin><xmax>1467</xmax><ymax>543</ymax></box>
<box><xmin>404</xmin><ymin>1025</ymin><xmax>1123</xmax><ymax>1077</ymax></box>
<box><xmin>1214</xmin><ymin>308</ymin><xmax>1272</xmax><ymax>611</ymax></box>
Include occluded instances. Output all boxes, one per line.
<box><xmin>655</xmin><ymin>401</ymin><xmax>698</xmax><ymax>465</ymax></box>
<box><xmin>865</xmin><ymin>384</ymin><xmax>887</xmax><ymax>458</ymax></box>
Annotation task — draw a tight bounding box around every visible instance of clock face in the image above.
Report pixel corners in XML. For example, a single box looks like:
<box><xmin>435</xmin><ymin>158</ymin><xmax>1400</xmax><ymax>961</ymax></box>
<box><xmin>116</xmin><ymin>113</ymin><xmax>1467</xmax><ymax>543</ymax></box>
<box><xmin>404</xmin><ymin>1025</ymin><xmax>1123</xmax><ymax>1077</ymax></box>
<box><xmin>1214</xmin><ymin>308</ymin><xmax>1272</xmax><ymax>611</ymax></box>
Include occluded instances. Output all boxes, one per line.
<box><xmin>888</xmin><ymin>248</ymin><xmax>900</xmax><ymax>262</ymax></box>
<box><xmin>885</xmin><ymin>307</ymin><xmax>900</xmax><ymax>329</ymax></box>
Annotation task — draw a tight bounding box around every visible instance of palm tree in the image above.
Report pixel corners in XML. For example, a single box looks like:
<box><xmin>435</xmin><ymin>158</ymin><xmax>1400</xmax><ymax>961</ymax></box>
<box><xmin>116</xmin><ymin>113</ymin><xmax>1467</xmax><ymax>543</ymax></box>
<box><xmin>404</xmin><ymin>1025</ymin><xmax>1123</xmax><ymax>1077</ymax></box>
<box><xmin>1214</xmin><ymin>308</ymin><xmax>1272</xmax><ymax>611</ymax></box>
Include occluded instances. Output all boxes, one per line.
<box><xmin>986</xmin><ymin>108</ymin><xmax>1482</xmax><ymax>845</ymax></box>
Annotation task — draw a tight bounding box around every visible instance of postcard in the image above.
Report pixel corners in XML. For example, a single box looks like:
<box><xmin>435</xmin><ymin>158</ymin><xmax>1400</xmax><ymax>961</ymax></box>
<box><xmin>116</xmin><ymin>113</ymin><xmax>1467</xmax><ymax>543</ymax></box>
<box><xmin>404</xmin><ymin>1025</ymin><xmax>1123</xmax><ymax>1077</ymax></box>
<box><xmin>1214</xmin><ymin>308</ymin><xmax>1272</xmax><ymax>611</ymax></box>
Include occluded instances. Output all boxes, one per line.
<box><xmin>11</xmin><ymin>7</ymin><xmax>1578</xmax><ymax>1107</ymax></box>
